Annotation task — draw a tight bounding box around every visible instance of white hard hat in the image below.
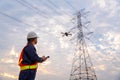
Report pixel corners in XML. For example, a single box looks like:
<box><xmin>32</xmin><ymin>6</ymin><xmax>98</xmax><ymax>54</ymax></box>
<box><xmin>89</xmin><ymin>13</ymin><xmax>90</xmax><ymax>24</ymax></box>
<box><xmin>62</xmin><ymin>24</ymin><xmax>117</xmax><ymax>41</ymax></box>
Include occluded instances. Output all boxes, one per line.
<box><xmin>27</xmin><ymin>31</ymin><xmax>38</xmax><ymax>39</ymax></box>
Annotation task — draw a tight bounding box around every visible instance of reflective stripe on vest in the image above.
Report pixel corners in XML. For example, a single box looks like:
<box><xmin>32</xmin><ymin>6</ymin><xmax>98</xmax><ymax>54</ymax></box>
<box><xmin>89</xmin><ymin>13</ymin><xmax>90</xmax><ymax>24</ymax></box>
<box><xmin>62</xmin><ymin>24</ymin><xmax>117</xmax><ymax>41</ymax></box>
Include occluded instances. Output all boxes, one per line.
<box><xmin>20</xmin><ymin>64</ymin><xmax>38</xmax><ymax>70</ymax></box>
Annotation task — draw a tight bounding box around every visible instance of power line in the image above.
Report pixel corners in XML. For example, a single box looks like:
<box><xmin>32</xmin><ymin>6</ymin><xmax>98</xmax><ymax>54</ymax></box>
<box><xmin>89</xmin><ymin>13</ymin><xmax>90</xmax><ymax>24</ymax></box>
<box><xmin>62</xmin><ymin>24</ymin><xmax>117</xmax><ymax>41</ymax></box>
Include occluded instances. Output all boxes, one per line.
<box><xmin>64</xmin><ymin>0</ymin><xmax>77</xmax><ymax>11</ymax></box>
<box><xmin>41</xmin><ymin>0</ymin><xmax>72</xmax><ymax>26</ymax></box>
<box><xmin>15</xmin><ymin>0</ymin><xmax>68</xmax><ymax>31</ymax></box>
<box><xmin>47</xmin><ymin>0</ymin><xmax>63</xmax><ymax>15</ymax></box>
<box><xmin>35</xmin><ymin>1</ymin><xmax>65</xmax><ymax>26</ymax></box>
<box><xmin>16</xmin><ymin>0</ymin><xmax>73</xmax><ymax>27</ymax></box>
<box><xmin>16</xmin><ymin>0</ymin><xmax>71</xmax><ymax>26</ymax></box>
<box><xmin>22</xmin><ymin>0</ymin><xmax>47</xmax><ymax>15</ymax></box>
<box><xmin>0</xmin><ymin>11</ymin><xmax>31</xmax><ymax>27</ymax></box>
<box><xmin>47</xmin><ymin>0</ymin><xmax>58</xmax><ymax>9</ymax></box>
<box><xmin>0</xmin><ymin>11</ymin><xmax>48</xmax><ymax>34</ymax></box>
<box><xmin>47</xmin><ymin>0</ymin><xmax>71</xmax><ymax>16</ymax></box>
<box><xmin>16</xmin><ymin>0</ymin><xmax>32</xmax><ymax>10</ymax></box>
<box><xmin>42</xmin><ymin>0</ymin><xmax>61</xmax><ymax>15</ymax></box>
<box><xmin>15</xmin><ymin>0</ymin><xmax>49</xmax><ymax>19</ymax></box>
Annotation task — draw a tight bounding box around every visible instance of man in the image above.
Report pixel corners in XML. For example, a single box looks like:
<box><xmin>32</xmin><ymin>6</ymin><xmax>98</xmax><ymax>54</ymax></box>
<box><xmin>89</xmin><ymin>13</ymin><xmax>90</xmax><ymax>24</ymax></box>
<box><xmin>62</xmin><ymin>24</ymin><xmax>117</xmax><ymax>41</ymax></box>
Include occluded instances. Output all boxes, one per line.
<box><xmin>18</xmin><ymin>31</ymin><xmax>49</xmax><ymax>80</ymax></box>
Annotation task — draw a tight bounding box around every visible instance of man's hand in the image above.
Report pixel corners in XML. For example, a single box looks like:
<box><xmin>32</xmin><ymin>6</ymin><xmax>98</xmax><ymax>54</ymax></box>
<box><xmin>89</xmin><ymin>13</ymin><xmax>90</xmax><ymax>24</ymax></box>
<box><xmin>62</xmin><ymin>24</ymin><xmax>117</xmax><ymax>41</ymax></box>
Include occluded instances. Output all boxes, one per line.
<box><xmin>41</xmin><ymin>56</ymin><xmax>49</xmax><ymax>62</ymax></box>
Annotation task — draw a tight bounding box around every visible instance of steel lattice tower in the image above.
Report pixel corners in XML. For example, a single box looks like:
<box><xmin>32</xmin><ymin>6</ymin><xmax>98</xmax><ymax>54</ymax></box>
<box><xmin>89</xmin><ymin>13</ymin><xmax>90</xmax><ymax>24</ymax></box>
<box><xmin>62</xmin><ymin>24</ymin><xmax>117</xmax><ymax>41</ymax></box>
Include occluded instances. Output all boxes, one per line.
<box><xmin>69</xmin><ymin>12</ymin><xmax>97</xmax><ymax>80</ymax></box>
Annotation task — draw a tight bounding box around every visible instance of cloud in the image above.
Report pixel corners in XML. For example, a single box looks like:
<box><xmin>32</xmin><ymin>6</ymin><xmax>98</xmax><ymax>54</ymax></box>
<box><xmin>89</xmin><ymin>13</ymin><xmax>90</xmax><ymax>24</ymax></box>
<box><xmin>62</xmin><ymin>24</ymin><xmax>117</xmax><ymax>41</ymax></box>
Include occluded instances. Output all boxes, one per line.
<box><xmin>87</xmin><ymin>30</ymin><xmax>120</xmax><ymax>80</ymax></box>
<box><xmin>96</xmin><ymin>0</ymin><xmax>106</xmax><ymax>8</ymax></box>
<box><xmin>0</xmin><ymin>73</ymin><xmax>18</xmax><ymax>80</ymax></box>
<box><xmin>96</xmin><ymin>65</ymin><xmax>106</xmax><ymax>71</ymax></box>
<box><xmin>0</xmin><ymin>0</ymin><xmax>120</xmax><ymax>80</ymax></box>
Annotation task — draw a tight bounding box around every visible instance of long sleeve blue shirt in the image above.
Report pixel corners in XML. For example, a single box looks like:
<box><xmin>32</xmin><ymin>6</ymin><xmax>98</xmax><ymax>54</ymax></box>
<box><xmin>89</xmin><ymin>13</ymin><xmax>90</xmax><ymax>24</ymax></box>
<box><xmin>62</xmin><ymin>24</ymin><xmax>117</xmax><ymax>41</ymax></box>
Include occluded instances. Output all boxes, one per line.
<box><xmin>22</xmin><ymin>43</ymin><xmax>43</xmax><ymax>65</ymax></box>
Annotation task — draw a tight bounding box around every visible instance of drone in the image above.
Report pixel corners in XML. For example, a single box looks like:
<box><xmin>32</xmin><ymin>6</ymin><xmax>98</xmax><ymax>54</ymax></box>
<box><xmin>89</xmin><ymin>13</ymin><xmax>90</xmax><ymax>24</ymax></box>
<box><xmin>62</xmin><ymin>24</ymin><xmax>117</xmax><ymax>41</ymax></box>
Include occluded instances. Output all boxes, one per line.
<box><xmin>61</xmin><ymin>32</ymin><xmax>72</xmax><ymax>37</ymax></box>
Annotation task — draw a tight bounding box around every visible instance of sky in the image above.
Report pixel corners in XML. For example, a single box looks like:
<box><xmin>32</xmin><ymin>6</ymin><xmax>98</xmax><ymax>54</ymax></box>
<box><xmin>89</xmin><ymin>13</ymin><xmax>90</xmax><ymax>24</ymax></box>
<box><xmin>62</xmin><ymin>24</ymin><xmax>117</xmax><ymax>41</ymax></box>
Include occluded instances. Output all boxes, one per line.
<box><xmin>0</xmin><ymin>0</ymin><xmax>120</xmax><ymax>80</ymax></box>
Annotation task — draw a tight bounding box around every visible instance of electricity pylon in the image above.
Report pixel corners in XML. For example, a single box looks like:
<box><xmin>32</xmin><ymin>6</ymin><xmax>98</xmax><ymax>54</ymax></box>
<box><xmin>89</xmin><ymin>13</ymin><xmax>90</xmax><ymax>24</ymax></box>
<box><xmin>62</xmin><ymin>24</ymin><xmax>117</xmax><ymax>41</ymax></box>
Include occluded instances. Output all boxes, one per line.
<box><xmin>69</xmin><ymin>11</ymin><xmax>97</xmax><ymax>80</ymax></box>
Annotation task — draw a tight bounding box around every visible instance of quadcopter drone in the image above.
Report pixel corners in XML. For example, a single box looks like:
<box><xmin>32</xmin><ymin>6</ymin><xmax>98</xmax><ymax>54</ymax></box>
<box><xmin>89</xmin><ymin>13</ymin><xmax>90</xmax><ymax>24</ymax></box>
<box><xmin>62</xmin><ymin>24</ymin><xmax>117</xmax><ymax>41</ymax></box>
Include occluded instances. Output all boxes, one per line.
<box><xmin>61</xmin><ymin>32</ymin><xmax>72</xmax><ymax>37</ymax></box>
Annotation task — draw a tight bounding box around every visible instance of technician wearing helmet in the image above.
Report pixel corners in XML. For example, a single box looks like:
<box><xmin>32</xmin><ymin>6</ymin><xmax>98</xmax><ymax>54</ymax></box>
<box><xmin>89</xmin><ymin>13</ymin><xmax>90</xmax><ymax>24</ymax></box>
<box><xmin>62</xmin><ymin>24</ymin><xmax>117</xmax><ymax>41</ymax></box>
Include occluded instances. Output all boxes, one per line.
<box><xmin>18</xmin><ymin>31</ymin><xmax>48</xmax><ymax>80</ymax></box>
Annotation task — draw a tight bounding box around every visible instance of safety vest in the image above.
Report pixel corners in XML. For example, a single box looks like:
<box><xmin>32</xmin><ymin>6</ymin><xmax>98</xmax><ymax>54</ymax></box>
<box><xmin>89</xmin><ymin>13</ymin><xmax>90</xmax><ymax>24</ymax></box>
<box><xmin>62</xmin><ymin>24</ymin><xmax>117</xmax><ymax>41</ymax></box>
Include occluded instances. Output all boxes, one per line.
<box><xmin>18</xmin><ymin>46</ymin><xmax>38</xmax><ymax>71</ymax></box>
